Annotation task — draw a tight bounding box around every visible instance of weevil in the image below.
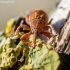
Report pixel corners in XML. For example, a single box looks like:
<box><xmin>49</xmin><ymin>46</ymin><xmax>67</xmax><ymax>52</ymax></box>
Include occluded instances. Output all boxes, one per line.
<box><xmin>15</xmin><ymin>9</ymin><xmax>54</xmax><ymax>48</ymax></box>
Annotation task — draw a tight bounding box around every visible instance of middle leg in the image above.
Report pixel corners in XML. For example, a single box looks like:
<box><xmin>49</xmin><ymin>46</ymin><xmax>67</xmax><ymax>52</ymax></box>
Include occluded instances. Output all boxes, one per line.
<box><xmin>15</xmin><ymin>24</ymin><xmax>30</xmax><ymax>35</ymax></box>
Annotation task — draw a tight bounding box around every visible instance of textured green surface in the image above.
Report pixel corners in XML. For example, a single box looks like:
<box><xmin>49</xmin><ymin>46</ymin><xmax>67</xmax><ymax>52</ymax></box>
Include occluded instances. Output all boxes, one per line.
<box><xmin>19</xmin><ymin>35</ymin><xmax>60</xmax><ymax>70</ymax></box>
<box><xmin>0</xmin><ymin>33</ymin><xmax>61</xmax><ymax>70</ymax></box>
<box><xmin>0</xmin><ymin>37</ymin><xmax>22</xmax><ymax>70</ymax></box>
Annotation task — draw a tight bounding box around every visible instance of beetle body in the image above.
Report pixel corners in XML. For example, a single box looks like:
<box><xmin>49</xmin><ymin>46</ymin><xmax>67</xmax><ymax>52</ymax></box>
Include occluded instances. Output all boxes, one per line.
<box><xmin>28</xmin><ymin>10</ymin><xmax>48</xmax><ymax>34</ymax></box>
<box><xmin>15</xmin><ymin>9</ymin><xmax>54</xmax><ymax>48</ymax></box>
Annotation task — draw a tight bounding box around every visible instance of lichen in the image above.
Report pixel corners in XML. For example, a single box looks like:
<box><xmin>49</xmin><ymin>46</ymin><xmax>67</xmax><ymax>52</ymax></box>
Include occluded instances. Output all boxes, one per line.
<box><xmin>0</xmin><ymin>31</ymin><xmax>61</xmax><ymax>70</ymax></box>
<box><xmin>0</xmin><ymin>36</ymin><xmax>22</xmax><ymax>70</ymax></box>
<box><xmin>19</xmin><ymin>35</ymin><xmax>61</xmax><ymax>70</ymax></box>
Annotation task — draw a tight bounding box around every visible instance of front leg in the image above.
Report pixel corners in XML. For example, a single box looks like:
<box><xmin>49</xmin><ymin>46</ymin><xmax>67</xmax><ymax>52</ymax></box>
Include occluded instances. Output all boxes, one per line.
<box><xmin>41</xmin><ymin>31</ymin><xmax>55</xmax><ymax>44</ymax></box>
<box><xmin>20</xmin><ymin>31</ymin><xmax>32</xmax><ymax>45</ymax></box>
<box><xmin>43</xmin><ymin>26</ymin><xmax>52</xmax><ymax>33</ymax></box>
<box><xmin>47</xmin><ymin>18</ymin><xmax>53</xmax><ymax>25</ymax></box>
<box><xmin>41</xmin><ymin>31</ymin><xmax>53</xmax><ymax>39</ymax></box>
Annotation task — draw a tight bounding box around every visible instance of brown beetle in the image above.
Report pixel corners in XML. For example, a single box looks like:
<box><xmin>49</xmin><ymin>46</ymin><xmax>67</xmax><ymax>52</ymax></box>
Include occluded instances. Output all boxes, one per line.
<box><xmin>15</xmin><ymin>9</ymin><xmax>54</xmax><ymax>48</ymax></box>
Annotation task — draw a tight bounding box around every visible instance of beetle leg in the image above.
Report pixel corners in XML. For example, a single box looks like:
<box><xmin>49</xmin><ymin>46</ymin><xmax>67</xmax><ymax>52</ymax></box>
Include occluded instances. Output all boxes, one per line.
<box><xmin>22</xmin><ymin>15</ymin><xmax>30</xmax><ymax>25</ymax></box>
<box><xmin>20</xmin><ymin>31</ymin><xmax>32</xmax><ymax>45</ymax></box>
<box><xmin>21</xmin><ymin>31</ymin><xmax>32</xmax><ymax>40</ymax></box>
<box><xmin>25</xmin><ymin>15</ymin><xmax>29</xmax><ymax>24</ymax></box>
<box><xmin>43</xmin><ymin>26</ymin><xmax>52</xmax><ymax>33</ymax></box>
<box><xmin>41</xmin><ymin>31</ymin><xmax>53</xmax><ymax>39</ymax></box>
<box><xmin>15</xmin><ymin>24</ymin><xmax>30</xmax><ymax>35</ymax></box>
<box><xmin>47</xmin><ymin>18</ymin><xmax>53</xmax><ymax>25</ymax></box>
<box><xmin>41</xmin><ymin>31</ymin><xmax>55</xmax><ymax>44</ymax></box>
<box><xmin>20</xmin><ymin>23</ymin><xmax>30</xmax><ymax>30</ymax></box>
